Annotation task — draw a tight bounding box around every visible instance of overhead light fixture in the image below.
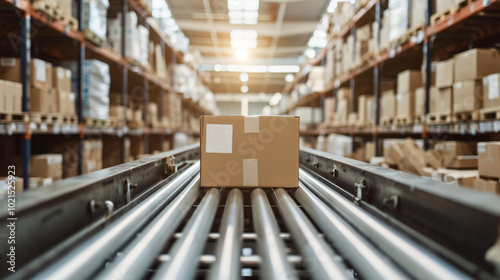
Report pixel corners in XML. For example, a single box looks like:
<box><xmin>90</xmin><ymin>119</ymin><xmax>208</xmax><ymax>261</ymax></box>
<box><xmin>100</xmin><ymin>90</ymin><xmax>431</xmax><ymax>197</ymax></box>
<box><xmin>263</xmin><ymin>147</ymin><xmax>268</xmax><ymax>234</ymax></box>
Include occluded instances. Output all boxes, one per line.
<box><xmin>285</xmin><ymin>73</ymin><xmax>294</xmax><ymax>83</ymax></box>
<box><xmin>241</xmin><ymin>85</ymin><xmax>249</xmax><ymax>93</ymax></box>
<box><xmin>230</xmin><ymin>30</ymin><xmax>258</xmax><ymax>48</ymax></box>
<box><xmin>227</xmin><ymin>64</ymin><xmax>267</xmax><ymax>73</ymax></box>
<box><xmin>269</xmin><ymin>92</ymin><xmax>282</xmax><ymax>106</ymax></box>
<box><xmin>304</xmin><ymin>48</ymin><xmax>316</xmax><ymax>59</ymax></box>
<box><xmin>214</xmin><ymin>64</ymin><xmax>224</xmax><ymax>72</ymax></box>
<box><xmin>228</xmin><ymin>0</ymin><xmax>259</xmax><ymax>25</ymax></box>
<box><xmin>268</xmin><ymin>65</ymin><xmax>301</xmax><ymax>73</ymax></box>
<box><xmin>235</xmin><ymin>49</ymin><xmax>249</xmax><ymax>61</ymax></box>
<box><xmin>240</xmin><ymin>72</ymin><xmax>249</xmax><ymax>82</ymax></box>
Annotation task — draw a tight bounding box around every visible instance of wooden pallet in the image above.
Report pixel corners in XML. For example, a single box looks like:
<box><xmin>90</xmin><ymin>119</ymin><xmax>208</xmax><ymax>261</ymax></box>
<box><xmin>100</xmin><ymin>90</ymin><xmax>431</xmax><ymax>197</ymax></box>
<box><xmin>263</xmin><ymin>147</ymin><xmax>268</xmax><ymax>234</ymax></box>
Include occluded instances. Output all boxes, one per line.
<box><xmin>61</xmin><ymin>14</ymin><xmax>78</xmax><ymax>29</ymax></box>
<box><xmin>0</xmin><ymin>111</ymin><xmax>29</xmax><ymax>122</ymax></box>
<box><xmin>395</xmin><ymin>115</ymin><xmax>413</xmax><ymax>126</ymax></box>
<box><xmin>453</xmin><ymin>110</ymin><xmax>480</xmax><ymax>122</ymax></box>
<box><xmin>84</xmin><ymin>29</ymin><xmax>105</xmax><ymax>46</ymax></box>
<box><xmin>30</xmin><ymin>113</ymin><xmax>62</xmax><ymax>124</ymax></box>
<box><xmin>126</xmin><ymin>57</ymin><xmax>147</xmax><ymax>71</ymax></box>
<box><xmin>480</xmin><ymin>106</ymin><xmax>500</xmax><ymax>121</ymax></box>
<box><xmin>413</xmin><ymin>115</ymin><xmax>425</xmax><ymax>124</ymax></box>
<box><xmin>380</xmin><ymin>117</ymin><xmax>394</xmax><ymax>127</ymax></box>
<box><xmin>33</xmin><ymin>1</ymin><xmax>62</xmax><ymax>20</ymax></box>
<box><xmin>431</xmin><ymin>0</ymin><xmax>478</xmax><ymax>25</ymax></box>
<box><xmin>389</xmin><ymin>24</ymin><xmax>424</xmax><ymax>46</ymax></box>
<box><xmin>61</xmin><ymin>114</ymin><xmax>78</xmax><ymax>125</ymax></box>
<box><xmin>427</xmin><ymin>112</ymin><xmax>453</xmax><ymax>124</ymax></box>
<box><xmin>108</xmin><ymin>117</ymin><xmax>125</xmax><ymax>127</ymax></box>
<box><xmin>85</xmin><ymin>118</ymin><xmax>107</xmax><ymax>127</ymax></box>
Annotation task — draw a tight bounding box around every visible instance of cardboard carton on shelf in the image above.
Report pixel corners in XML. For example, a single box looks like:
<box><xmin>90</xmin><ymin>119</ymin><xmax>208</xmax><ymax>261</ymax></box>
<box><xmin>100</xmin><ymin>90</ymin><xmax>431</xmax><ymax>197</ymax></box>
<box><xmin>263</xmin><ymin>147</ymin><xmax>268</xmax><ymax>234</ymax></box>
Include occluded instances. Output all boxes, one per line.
<box><xmin>1</xmin><ymin>80</ymin><xmax>22</xmax><ymax>112</ymax></box>
<box><xmin>0</xmin><ymin>81</ymin><xmax>4</xmax><ymax>111</ymax></box>
<box><xmin>397</xmin><ymin>70</ymin><xmax>422</xmax><ymax>94</ymax></box>
<box><xmin>380</xmin><ymin>89</ymin><xmax>396</xmax><ymax>123</ymax></box>
<box><xmin>482</xmin><ymin>73</ymin><xmax>500</xmax><ymax>109</ymax></box>
<box><xmin>365</xmin><ymin>142</ymin><xmax>376</xmax><ymax>162</ymax></box>
<box><xmin>478</xmin><ymin>142</ymin><xmax>500</xmax><ymax>179</ymax></box>
<box><xmin>30</xmin><ymin>154</ymin><xmax>63</xmax><ymax>179</ymax></box>
<box><xmin>415</xmin><ymin>87</ymin><xmax>425</xmax><ymax>117</ymax></box>
<box><xmin>31</xmin><ymin>87</ymin><xmax>58</xmax><ymax>113</ymax></box>
<box><xmin>396</xmin><ymin>91</ymin><xmax>415</xmax><ymax>120</ymax></box>
<box><xmin>0</xmin><ymin>58</ymin><xmax>21</xmax><ymax>83</ymax></box>
<box><xmin>200</xmin><ymin>116</ymin><xmax>299</xmax><ymax>188</ymax></box>
<box><xmin>436</xmin><ymin>59</ymin><xmax>454</xmax><ymax>88</ymax></box>
<box><xmin>435</xmin><ymin>141</ymin><xmax>477</xmax><ymax>169</ymax></box>
<box><xmin>474</xmin><ymin>177</ymin><xmax>500</xmax><ymax>194</ymax></box>
<box><xmin>453</xmin><ymin>80</ymin><xmax>482</xmax><ymax>114</ymax></box>
<box><xmin>454</xmin><ymin>48</ymin><xmax>500</xmax><ymax>82</ymax></box>
<box><xmin>53</xmin><ymin>66</ymin><xmax>72</xmax><ymax>92</ymax></box>
<box><xmin>436</xmin><ymin>87</ymin><xmax>453</xmax><ymax>114</ymax></box>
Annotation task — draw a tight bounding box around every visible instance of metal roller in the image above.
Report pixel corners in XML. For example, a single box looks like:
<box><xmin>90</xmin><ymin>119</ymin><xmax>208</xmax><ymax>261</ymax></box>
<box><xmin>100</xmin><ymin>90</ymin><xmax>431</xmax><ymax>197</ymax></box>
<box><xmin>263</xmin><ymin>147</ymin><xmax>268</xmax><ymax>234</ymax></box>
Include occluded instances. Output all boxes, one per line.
<box><xmin>152</xmin><ymin>188</ymin><xmax>220</xmax><ymax>280</ymax></box>
<box><xmin>273</xmin><ymin>188</ymin><xmax>352</xmax><ymax>280</ymax></box>
<box><xmin>295</xmin><ymin>183</ymin><xmax>409</xmax><ymax>280</ymax></box>
<box><xmin>208</xmin><ymin>188</ymin><xmax>244</xmax><ymax>280</ymax></box>
<box><xmin>96</xmin><ymin>174</ymin><xmax>201</xmax><ymax>280</ymax></box>
<box><xmin>251</xmin><ymin>188</ymin><xmax>298</xmax><ymax>280</ymax></box>
<box><xmin>34</xmin><ymin>162</ymin><xmax>200</xmax><ymax>280</ymax></box>
<box><xmin>299</xmin><ymin>168</ymin><xmax>472</xmax><ymax>280</ymax></box>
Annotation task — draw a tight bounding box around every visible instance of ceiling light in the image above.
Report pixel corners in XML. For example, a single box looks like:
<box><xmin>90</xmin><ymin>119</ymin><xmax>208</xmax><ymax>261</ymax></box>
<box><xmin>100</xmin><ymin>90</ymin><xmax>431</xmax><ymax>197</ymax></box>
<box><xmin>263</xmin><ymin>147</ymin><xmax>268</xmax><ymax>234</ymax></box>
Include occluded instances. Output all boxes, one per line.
<box><xmin>230</xmin><ymin>30</ymin><xmax>258</xmax><ymax>48</ymax></box>
<box><xmin>305</xmin><ymin>48</ymin><xmax>316</xmax><ymax>59</ymax></box>
<box><xmin>241</xmin><ymin>85</ymin><xmax>249</xmax><ymax>93</ymax></box>
<box><xmin>268</xmin><ymin>65</ymin><xmax>301</xmax><ymax>73</ymax></box>
<box><xmin>240</xmin><ymin>72</ymin><xmax>249</xmax><ymax>82</ymax></box>
<box><xmin>285</xmin><ymin>73</ymin><xmax>294</xmax><ymax>83</ymax></box>
<box><xmin>214</xmin><ymin>64</ymin><xmax>224</xmax><ymax>72</ymax></box>
<box><xmin>228</xmin><ymin>0</ymin><xmax>259</xmax><ymax>25</ymax></box>
<box><xmin>269</xmin><ymin>92</ymin><xmax>282</xmax><ymax>106</ymax></box>
<box><xmin>235</xmin><ymin>49</ymin><xmax>249</xmax><ymax>61</ymax></box>
<box><xmin>227</xmin><ymin>64</ymin><xmax>267</xmax><ymax>73</ymax></box>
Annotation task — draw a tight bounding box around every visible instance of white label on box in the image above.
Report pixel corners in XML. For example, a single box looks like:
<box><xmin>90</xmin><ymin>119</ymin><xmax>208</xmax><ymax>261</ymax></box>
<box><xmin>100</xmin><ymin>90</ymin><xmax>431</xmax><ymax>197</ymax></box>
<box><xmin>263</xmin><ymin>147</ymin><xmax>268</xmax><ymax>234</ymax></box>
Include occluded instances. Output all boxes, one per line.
<box><xmin>0</xmin><ymin>58</ymin><xmax>15</xmax><ymax>67</ymax></box>
<box><xmin>57</xmin><ymin>68</ymin><xmax>64</xmax><ymax>79</ymax></box>
<box><xmin>206</xmin><ymin>124</ymin><xmax>232</xmax><ymax>153</ymax></box>
<box><xmin>65</xmin><ymin>69</ymin><xmax>71</xmax><ymax>78</ymax></box>
<box><xmin>488</xmin><ymin>75</ymin><xmax>499</xmax><ymax>100</ymax></box>
<box><xmin>34</xmin><ymin>59</ymin><xmax>46</xmax><ymax>82</ymax></box>
<box><xmin>243</xmin><ymin>159</ymin><xmax>258</xmax><ymax>186</ymax></box>
<box><xmin>244</xmin><ymin>116</ymin><xmax>259</xmax><ymax>133</ymax></box>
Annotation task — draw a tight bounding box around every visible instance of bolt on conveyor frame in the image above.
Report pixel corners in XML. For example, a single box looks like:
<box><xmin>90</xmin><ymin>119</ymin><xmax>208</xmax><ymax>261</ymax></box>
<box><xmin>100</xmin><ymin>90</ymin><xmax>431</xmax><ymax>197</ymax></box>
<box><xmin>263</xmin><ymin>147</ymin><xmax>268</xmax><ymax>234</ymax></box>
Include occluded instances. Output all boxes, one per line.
<box><xmin>1</xmin><ymin>144</ymin><xmax>499</xmax><ymax>279</ymax></box>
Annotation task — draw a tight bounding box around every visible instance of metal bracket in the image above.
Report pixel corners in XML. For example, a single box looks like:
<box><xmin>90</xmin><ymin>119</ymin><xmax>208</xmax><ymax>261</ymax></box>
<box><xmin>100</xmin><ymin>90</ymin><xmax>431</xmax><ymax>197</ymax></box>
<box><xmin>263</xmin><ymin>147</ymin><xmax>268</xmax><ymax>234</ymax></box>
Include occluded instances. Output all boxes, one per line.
<box><xmin>382</xmin><ymin>195</ymin><xmax>399</xmax><ymax>210</ymax></box>
<box><xmin>354</xmin><ymin>179</ymin><xmax>367</xmax><ymax>204</ymax></box>
<box><xmin>165</xmin><ymin>155</ymin><xmax>178</xmax><ymax>175</ymax></box>
<box><xmin>89</xmin><ymin>200</ymin><xmax>114</xmax><ymax>219</ymax></box>
<box><xmin>124</xmin><ymin>179</ymin><xmax>138</xmax><ymax>204</ymax></box>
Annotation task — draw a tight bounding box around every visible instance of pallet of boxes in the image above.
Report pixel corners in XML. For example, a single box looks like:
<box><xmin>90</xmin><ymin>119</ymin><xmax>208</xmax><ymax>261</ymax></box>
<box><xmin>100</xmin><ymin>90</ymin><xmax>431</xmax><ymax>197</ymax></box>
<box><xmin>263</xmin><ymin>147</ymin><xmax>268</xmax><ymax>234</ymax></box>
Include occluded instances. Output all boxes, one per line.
<box><xmin>0</xmin><ymin>58</ymin><xmax>76</xmax><ymax>125</ymax></box>
<box><xmin>395</xmin><ymin>70</ymin><xmax>422</xmax><ymax>126</ymax></box>
<box><xmin>0</xmin><ymin>58</ymin><xmax>23</xmax><ymax>122</ymax></box>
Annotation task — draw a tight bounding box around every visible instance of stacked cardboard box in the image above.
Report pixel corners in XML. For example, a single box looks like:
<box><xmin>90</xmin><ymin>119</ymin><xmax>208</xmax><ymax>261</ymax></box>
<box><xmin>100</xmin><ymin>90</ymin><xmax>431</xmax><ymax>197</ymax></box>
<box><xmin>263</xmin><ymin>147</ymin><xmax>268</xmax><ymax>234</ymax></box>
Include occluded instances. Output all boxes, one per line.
<box><xmin>482</xmin><ymin>73</ymin><xmax>500</xmax><ymax>111</ymax></box>
<box><xmin>324</xmin><ymin>97</ymin><xmax>335</xmax><ymax>127</ymax></box>
<box><xmin>380</xmin><ymin>89</ymin><xmax>396</xmax><ymax>125</ymax></box>
<box><xmin>475</xmin><ymin>142</ymin><xmax>500</xmax><ymax>194</ymax></box>
<box><xmin>83</xmin><ymin>139</ymin><xmax>103</xmax><ymax>174</ymax></box>
<box><xmin>30</xmin><ymin>154</ymin><xmax>63</xmax><ymax>183</ymax></box>
<box><xmin>453</xmin><ymin>49</ymin><xmax>500</xmax><ymax>118</ymax></box>
<box><xmin>431</xmin><ymin>58</ymin><xmax>455</xmax><ymax>120</ymax></box>
<box><xmin>81</xmin><ymin>0</ymin><xmax>109</xmax><ymax>40</ymax></box>
<box><xmin>307</xmin><ymin>66</ymin><xmax>325</xmax><ymax>93</ymax></box>
<box><xmin>387</xmin><ymin>0</ymin><xmax>408</xmax><ymax>42</ymax></box>
<box><xmin>165</xmin><ymin>93</ymin><xmax>182</xmax><ymax>130</ymax></box>
<box><xmin>147</xmin><ymin>102</ymin><xmax>159</xmax><ymax>128</ymax></box>
<box><xmin>108</xmin><ymin>12</ymin><xmax>149</xmax><ymax>64</ymax></box>
<box><xmin>396</xmin><ymin>70</ymin><xmax>422</xmax><ymax>124</ymax></box>
<box><xmin>0</xmin><ymin>80</ymin><xmax>22</xmax><ymax>113</ymax></box>
<box><xmin>334</xmin><ymin>88</ymin><xmax>351</xmax><ymax>126</ymax></box>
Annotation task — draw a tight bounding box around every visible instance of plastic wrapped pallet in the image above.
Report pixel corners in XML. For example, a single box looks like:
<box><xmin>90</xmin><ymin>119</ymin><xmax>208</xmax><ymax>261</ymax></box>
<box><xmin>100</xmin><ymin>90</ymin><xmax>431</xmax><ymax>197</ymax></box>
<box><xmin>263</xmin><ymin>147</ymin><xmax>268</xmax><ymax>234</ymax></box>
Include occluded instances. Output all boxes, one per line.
<box><xmin>388</xmin><ymin>0</ymin><xmax>408</xmax><ymax>42</ymax></box>
<box><xmin>79</xmin><ymin>0</ymin><xmax>109</xmax><ymax>39</ymax></box>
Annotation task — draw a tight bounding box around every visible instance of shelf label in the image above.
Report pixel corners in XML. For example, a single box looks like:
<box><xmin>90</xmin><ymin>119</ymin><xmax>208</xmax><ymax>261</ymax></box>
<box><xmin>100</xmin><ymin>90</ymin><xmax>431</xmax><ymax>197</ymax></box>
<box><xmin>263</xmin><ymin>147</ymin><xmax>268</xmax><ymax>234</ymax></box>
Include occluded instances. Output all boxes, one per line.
<box><xmin>413</xmin><ymin>124</ymin><xmax>422</xmax><ymax>133</ymax></box>
<box><xmin>53</xmin><ymin>124</ymin><xmax>61</xmax><ymax>134</ymax></box>
<box><xmin>16</xmin><ymin>124</ymin><xmax>25</xmax><ymax>132</ymax></box>
<box><xmin>469</xmin><ymin>123</ymin><xmax>478</xmax><ymax>135</ymax></box>
<box><xmin>483</xmin><ymin>0</ymin><xmax>492</xmax><ymax>7</ymax></box>
<box><xmin>7</xmin><ymin>123</ymin><xmax>15</xmax><ymax>135</ymax></box>
<box><xmin>334</xmin><ymin>79</ymin><xmax>340</xmax><ymax>88</ymax></box>
<box><xmin>389</xmin><ymin>48</ymin><xmax>396</xmax><ymax>59</ymax></box>
<box><xmin>417</xmin><ymin>31</ymin><xmax>424</xmax><ymax>44</ymax></box>
<box><xmin>40</xmin><ymin>123</ymin><xmax>48</xmax><ymax>132</ymax></box>
<box><xmin>479</xmin><ymin>122</ymin><xmax>492</xmax><ymax>133</ymax></box>
<box><xmin>0</xmin><ymin>124</ymin><xmax>5</xmax><ymax>134</ymax></box>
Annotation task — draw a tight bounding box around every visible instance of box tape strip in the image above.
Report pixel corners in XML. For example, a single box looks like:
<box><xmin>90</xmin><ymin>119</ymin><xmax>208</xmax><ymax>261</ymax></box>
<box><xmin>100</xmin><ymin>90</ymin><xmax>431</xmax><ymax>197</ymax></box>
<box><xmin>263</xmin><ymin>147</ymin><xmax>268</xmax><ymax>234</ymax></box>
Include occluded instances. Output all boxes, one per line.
<box><xmin>244</xmin><ymin>116</ymin><xmax>259</xmax><ymax>133</ymax></box>
<box><xmin>243</xmin><ymin>159</ymin><xmax>258</xmax><ymax>187</ymax></box>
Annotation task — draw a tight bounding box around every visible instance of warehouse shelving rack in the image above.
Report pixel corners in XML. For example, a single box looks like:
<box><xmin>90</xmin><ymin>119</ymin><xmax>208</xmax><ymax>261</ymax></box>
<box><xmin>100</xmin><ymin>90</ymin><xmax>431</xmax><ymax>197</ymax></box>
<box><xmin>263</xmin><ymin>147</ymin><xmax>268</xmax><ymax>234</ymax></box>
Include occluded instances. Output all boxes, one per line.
<box><xmin>0</xmin><ymin>0</ymin><xmax>211</xmax><ymax>189</ymax></box>
<box><xmin>282</xmin><ymin>0</ymin><xmax>500</xmax><ymax>155</ymax></box>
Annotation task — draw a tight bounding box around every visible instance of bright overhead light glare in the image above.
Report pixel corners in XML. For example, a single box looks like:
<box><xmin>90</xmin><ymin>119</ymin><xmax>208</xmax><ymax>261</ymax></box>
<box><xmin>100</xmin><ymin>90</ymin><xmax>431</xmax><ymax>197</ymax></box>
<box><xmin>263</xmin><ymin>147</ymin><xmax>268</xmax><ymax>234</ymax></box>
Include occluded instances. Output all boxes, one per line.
<box><xmin>214</xmin><ymin>64</ymin><xmax>224</xmax><ymax>72</ymax></box>
<box><xmin>268</xmin><ymin>65</ymin><xmax>301</xmax><ymax>73</ymax></box>
<box><xmin>228</xmin><ymin>0</ymin><xmax>259</xmax><ymax>24</ymax></box>
<box><xmin>241</xmin><ymin>85</ymin><xmax>249</xmax><ymax>93</ymax></box>
<box><xmin>230</xmin><ymin>29</ymin><xmax>258</xmax><ymax>48</ymax></box>
<box><xmin>227</xmin><ymin>64</ymin><xmax>267</xmax><ymax>73</ymax></box>
<box><xmin>305</xmin><ymin>48</ymin><xmax>316</xmax><ymax>59</ymax></box>
<box><xmin>240</xmin><ymin>72</ymin><xmax>249</xmax><ymax>82</ymax></box>
<box><xmin>285</xmin><ymin>73</ymin><xmax>294</xmax><ymax>83</ymax></box>
<box><xmin>235</xmin><ymin>49</ymin><xmax>249</xmax><ymax>61</ymax></box>
<box><xmin>269</xmin><ymin>92</ymin><xmax>282</xmax><ymax>106</ymax></box>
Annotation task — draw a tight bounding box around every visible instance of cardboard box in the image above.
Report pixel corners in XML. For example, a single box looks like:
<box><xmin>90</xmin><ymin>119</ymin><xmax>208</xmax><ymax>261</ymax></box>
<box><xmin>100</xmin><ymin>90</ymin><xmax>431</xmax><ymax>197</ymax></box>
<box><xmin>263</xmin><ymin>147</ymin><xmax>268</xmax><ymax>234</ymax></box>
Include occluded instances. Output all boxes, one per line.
<box><xmin>67</xmin><ymin>92</ymin><xmax>75</xmax><ymax>114</ymax></box>
<box><xmin>200</xmin><ymin>116</ymin><xmax>299</xmax><ymax>188</ymax></box>
<box><xmin>31</xmin><ymin>58</ymin><xmax>50</xmax><ymax>88</ymax></box>
<box><xmin>31</xmin><ymin>87</ymin><xmax>58</xmax><ymax>113</ymax></box>
<box><xmin>396</xmin><ymin>92</ymin><xmax>414</xmax><ymax>118</ymax></box>
<box><xmin>436</xmin><ymin>59</ymin><xmax>454</xmax><ymax>88</ymax></box>
<box><xmin>0</xmin><ymin>81</ymin><xmax>4</xmax><ymax>111</ymax></box>
<box><xmin>381</xmin><ymin>90</ymin><xmax>396</xmax><ymax>119</ymax></box>
<box><xmin>365</xmin><ymin>142</ymin><xmax>376</xmax><ymax>162</ymax></box>
<box><xmin>435</xmin><ymin>141</ymin><xmax>477</xmax><ymax>168</ymax></box>
<box><xmin>453</xmin><ymin>80</ymin><xmax>482</xmax><ymax>113</ymax></box>
<box><xmin>429</xmin><ymin>86</ymin><xmax>438</xmax><ymax>114</ymax></box>
<box><xmin>397</xmin><ymin>70</ymin><xmax>422</xmax><ymax>93</ymax></box>
<box><xmin>0</xmin><ymin>58</ymin><xmax>21</xmax><ymax>83</ymax></box>
<box><xmin>57</xmin><ymin>90</ymin><xmax>68</xmax><ymax>113</ymax></box>
<box><xmin>482</xmin><ymin>73</ymin><xmax>500</xmax><ymax>109</ymax></box>
<box><xmin>454</xmin><ymin>48</ymin><xmax>500</xmax><ymax>82</ymax></box>
<box><xmin>474</xmin><ymin>177</ymin><xmax>500</xmax><ymax>194</ymax></box>
<box><xmin>12</xmin><ymin>82</ymin><xmax>22</xmax><ymax>112</ymax></box>
<box><xmin>31</xmin><ymin>154</ymin><xmax>63</xmax><ymax>178</ymax></box>
<box><xmin>3</xmin><ymin>81</ymin><xmax>21</xmax><ymax>112</ymax></box>
<box><xmin>415</xmin><ymin>87</ymin><xmax>425</xmax><ymax>116</ymax></box>
<box><xmin>53</xmin><ymin>66</ymin><xmax>72</xmax><ymax>92</ymax></box>
<box><xmin>357</xmin><ymin>95</ymin><xmax>367</xmax><ymax>124</ymax></box>
<box><xmin>478</xmin><ymin>142</ymin><xmax>500</xmax><ymax>179</ymax></box>
<box><xmin>436</xmin><ymin>87</ymin><xmax>453</xmax><ymax>114</ymax></box>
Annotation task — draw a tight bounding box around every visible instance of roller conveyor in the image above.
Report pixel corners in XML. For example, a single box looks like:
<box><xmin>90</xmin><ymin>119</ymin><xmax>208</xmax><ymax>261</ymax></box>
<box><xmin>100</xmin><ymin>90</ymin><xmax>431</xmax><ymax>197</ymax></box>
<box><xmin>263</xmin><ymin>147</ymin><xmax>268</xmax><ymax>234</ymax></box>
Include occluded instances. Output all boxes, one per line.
<box><xmin>1</xmin><ymin>144</ymin><xmax>500</xmax><ymax>279</ymax></box>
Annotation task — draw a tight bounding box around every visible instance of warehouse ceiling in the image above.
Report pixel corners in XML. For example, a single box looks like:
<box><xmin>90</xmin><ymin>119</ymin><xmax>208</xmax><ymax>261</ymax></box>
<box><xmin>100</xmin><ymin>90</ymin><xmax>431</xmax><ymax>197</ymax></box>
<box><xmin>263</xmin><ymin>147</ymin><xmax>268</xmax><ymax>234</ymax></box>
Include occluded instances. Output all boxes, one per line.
<box><xmin>167</xmin><ymin>0</ymin><xmax>329</xmax><ymax>94</ymax></box>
